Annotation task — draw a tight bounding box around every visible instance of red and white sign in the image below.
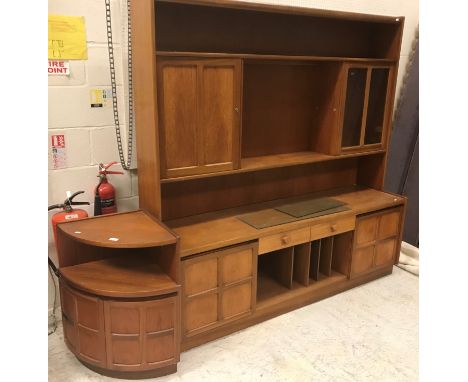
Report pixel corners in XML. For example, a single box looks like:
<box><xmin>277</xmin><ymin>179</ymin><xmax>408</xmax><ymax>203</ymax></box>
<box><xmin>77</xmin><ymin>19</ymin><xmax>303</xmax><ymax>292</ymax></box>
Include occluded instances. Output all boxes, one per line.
<box><xmin>51</xmin><ymin>134</ymin><xmax>67</xmax><ymax>169</ymax></box>
<box><xmin>48</xmin><ymin>60</ymin><xmax>70</xmax><ymax>76</ymax></box>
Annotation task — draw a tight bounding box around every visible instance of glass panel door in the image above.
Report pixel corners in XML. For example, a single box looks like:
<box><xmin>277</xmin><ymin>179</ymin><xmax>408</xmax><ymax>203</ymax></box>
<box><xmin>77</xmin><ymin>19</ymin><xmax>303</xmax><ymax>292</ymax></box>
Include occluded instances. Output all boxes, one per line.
<box><xmin>341</xmin><ymin>68</ymin><xmax>367</xmax><ymax>148</ymax></box>
<box><xmin>364</xmin><ymin>68</ymin><xmax>390</xmax><ymax>145</ymax></box>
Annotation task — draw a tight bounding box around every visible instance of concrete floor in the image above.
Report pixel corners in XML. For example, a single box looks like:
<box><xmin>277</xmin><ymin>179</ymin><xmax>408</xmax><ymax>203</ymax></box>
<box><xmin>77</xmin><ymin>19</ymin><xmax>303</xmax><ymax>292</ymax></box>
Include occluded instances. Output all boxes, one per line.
<box><xmin>49</xmin><ymin>267</ymin><xmax>418</xmax><ymax>382</ymax></box>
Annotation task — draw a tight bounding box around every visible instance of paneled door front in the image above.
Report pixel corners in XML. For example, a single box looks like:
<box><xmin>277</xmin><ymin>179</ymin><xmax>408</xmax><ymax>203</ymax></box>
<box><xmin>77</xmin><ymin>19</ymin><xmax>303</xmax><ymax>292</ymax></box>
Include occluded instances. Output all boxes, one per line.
<box><xmin>157</xmin><ymin>58</ymin><xmax>241</xmax><ymax>179</ymax></box>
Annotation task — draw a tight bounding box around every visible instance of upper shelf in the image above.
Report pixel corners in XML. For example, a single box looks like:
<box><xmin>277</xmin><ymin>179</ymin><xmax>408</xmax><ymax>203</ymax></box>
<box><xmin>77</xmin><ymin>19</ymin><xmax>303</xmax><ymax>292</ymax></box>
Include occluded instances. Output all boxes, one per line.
<box><xmin>57</xmin><ymin>210</ymin><xmax>177</xmax><ymax>248</ymax></box>
<box><xmin>156</xmin><ymin>51</ymin><xmax>398</xmax><ymax>64</ymax></box>
<box><xmin>160</xmin><ymin>150</ymin><xmax>385</xmax><ymax>184</ymax></box>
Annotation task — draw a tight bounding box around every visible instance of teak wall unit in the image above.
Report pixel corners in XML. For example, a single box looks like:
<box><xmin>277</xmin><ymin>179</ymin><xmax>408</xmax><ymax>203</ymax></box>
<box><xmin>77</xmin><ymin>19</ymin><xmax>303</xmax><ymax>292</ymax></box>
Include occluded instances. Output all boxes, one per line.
<box><xmin>56</xmin><ymin>0</ymin><xmax>406</xmax><ymax>378</ymax></box>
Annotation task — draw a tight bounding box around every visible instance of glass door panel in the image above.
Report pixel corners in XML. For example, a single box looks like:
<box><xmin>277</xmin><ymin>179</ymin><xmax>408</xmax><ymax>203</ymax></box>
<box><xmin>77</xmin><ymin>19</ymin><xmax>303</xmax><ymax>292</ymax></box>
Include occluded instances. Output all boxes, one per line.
<box><xmin>364</xmin><ymin>68</ymin><xmax>389</xmax><ymax>145</ymax></box>
<box><xmin>341</xmin><ymin>68</ymin><xmax>367</xmax><ymax>148</ymax></box>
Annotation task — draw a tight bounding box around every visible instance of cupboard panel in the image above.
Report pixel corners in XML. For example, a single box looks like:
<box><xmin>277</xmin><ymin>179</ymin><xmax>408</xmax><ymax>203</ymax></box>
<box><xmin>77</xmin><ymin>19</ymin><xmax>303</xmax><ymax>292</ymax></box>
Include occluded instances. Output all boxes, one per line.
<box><xmin>146</xmin><ymin>333</ymin><xmax>175</xmax><ymax>364</ymax></box>
<box><xmin>351</xmin><ymin>245</ymin><xmax>374</xmax><ymax>275</ymax></box>
<box><xmin>185</xmin><ymin>293</ymin><xmax>218</xmax><ymax>333</ymax></box>
<box><xmin>222</xmin><ymin>248</ymin><xmax>253</xmax><ymax>284</ymax></box>
<box><xmin>201</xmin><ymin>62</ymin><xmax>240</xmax><ymax>167</ymax></box>
<box><xmin>375</xmin><ymin>238</ymin><xmax>397</xmax><ymax>267</ymax></box>
<box><xmin>184</xmin><ymin>257</ymin><xmax>218</xmax><ymax>296</ymax></box>
<box><xmin>160</xmin><ymin>64</ymin><xmax>199</xmax><ymax>173</ymax></box>
<box><xmin>355</xmin><ymin>216</ymin><xmax>378</xmax><ymax>246</ymax></box>
<box><xmin>222</xmin><ymin>282</ymin><xmax>253</xmax><ymax>319</ymax></box>
<box><xmin>378</xmin><ymin>210</ymin><xmax>401</xmax><ymax>240</ymax></box>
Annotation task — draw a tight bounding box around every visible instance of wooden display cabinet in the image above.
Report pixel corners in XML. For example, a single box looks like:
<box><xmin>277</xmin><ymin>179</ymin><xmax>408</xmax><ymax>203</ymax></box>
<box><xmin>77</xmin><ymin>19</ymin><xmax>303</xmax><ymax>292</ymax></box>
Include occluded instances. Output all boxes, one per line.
<box><xmin>56</xmin><ymin>1</ymin><xmax>407</xmax><ymax>378</ymax></box>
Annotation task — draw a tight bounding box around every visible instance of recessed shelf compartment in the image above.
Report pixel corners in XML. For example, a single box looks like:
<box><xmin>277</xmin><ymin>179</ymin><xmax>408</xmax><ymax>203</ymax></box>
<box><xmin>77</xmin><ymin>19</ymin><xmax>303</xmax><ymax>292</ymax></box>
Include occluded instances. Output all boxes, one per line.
<box><xmin>160</xmin><ymin>150</ymin><xmax>385</xmax><ymax>184</ymax></box>
<box><xmin>257</xmin><ymin>231</ymin><xmax>353</xmax><ymax>305</ymax></box>
<box><xmin>155</xmin><ymin>1</ymin><xmax>403</xmax><ymax>59</ymax></box>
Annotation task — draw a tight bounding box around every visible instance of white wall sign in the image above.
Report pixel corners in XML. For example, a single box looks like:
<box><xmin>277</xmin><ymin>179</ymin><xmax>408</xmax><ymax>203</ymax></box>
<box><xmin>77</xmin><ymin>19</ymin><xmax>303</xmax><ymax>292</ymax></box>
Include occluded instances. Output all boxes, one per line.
<box><xmin>48</xmin><ymin>60</ymin><xmax>70</xmax><ymax>76</ymax></box>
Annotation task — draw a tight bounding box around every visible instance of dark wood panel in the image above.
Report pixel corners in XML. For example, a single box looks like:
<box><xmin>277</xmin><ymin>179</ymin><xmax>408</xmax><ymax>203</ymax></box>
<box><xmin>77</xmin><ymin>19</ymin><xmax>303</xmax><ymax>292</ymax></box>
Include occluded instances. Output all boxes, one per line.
<box><xmin>309</xmin><ymin>240</ymin><xmax>321</xmax><ymax>281</ymax></box>
<box><xmin>293</xmin><ymin>244</ymin><xmax>311</xmax><ymax>286</ymax></box>
<box><xmin>242</xmin><ymin>62</ymin><xmax>319</xmax><ymax>157</ymax></box>
<box><xmin>155</xmin><ymin>1</ymin><xmax>402</xmax><ymax>58</ymax></box>
<box><xmin>331</xmin><ymin>231</ymin><xmax>353</xmax><ymax>276</ymax></box>
<box><xmin>319</xmin><ymin>237</ymin><xmax>334</xmax><ymax>277</ymax></box>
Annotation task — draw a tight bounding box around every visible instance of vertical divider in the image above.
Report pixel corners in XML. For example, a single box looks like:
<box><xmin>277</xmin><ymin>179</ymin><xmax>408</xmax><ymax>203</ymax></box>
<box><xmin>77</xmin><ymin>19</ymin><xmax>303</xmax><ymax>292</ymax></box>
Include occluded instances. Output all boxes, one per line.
<box><xmin>309</xmin><ymin>240</ymin><xmax>321</xmax><ymax>281</ymax></box>
<box><xmin>319</xmin><ymin>236</ymin><xmax>334</xmax><ymax>277</ymax></box>
<box><xmin>293</xmin><ymin>243</ymin><xmax>311</xmax><ymax>286</ymax></box>
<box><xmin>274</xmin><ymin>247</ymin><xmax>294</xmax><ymax>289</ymax></box>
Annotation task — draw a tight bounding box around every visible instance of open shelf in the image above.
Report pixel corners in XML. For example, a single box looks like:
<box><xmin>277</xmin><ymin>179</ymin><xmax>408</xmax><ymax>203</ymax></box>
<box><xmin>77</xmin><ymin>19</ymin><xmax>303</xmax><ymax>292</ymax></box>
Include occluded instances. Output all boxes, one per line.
<box><xmin>156</xmin><ymin>51</ymin><xmax>398</xmax><ymax>64</ymax></box>
<box><xmin>59</xmin><ymin>255</ymin><xmax>179</xmax><ymax>298</ymax></box>
<box><xmin>256</xmin><ymin>231</ymin><xmax>352</xmax><ymax>305</ymax></box>
<box><xmin>160</xmin><ymin>150</ymin><xmax>385</xmax><ymax>183</ymax></box>
<box><xmin>57</xmin><ymin>210</ymin><xmax>177</xmax><ymax>248</ymax></box>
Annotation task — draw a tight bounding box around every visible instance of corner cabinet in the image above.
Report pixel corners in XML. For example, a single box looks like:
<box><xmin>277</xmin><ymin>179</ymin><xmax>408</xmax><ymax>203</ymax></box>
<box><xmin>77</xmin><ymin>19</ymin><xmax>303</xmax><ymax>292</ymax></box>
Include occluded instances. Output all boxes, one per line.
<box><xmin>157</xmin><ymin>58</ymin><xmax>242</xmax><ymax>179</ymax></box>
<box><xmin>55</xmin><ymin>211</ymin><xmax>181</xmax><ymax>379</ymax></box>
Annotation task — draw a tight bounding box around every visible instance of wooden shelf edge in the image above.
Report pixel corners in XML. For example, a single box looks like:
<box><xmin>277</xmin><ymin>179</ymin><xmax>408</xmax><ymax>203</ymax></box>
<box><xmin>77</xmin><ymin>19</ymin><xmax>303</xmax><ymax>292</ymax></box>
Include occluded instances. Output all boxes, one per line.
<box><xmin>60</xmin><ymin>258</ymin><xmax>180</xmax><ymax>299</ymax></box>
<box><xmin>161</xmin><ymin>150</ymin><xmax>385</xmax><ymax>184</ymax></box>
<box><xmin>57</xmin><ymin>210</ymin><xmax>178</xmax><ymax>249</ymax></box>
<box><xmin>157</xmin><ymin>51</ymin><xmax>398</xmax><ymax>64</ymax></box>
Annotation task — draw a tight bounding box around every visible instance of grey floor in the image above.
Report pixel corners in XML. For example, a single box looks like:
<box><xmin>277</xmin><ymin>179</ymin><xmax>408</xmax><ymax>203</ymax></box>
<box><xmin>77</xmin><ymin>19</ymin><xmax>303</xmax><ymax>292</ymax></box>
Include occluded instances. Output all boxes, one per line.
<box><xmin>49</xmin><ymin>267</ymin><xmax>418</xmax><ymax>382</ymax></box>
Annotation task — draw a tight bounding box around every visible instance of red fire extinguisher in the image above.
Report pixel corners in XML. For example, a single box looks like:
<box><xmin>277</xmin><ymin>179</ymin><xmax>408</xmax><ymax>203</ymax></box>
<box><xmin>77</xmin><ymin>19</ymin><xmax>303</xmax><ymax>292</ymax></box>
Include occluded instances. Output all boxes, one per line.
<box><xmin>94</xmin><ymin>162</ymin><xmax>123</xmax><ymax>216</ymax></box>
<box><xmin>48</xmin><ymin>190</ymin><xmax>90</xmax><ymax>247</ymax></box>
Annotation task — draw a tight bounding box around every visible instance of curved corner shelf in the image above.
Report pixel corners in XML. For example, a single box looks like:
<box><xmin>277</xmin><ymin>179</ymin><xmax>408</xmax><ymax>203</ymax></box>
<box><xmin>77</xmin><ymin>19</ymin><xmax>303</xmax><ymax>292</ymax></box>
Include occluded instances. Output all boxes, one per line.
<box><xmin>57</xmin><ymin>210</ymin><xmax>177</xmax><ymax>248</ymax></box>
<box><xmin>60</xmin><ymin>256</ymin><xmax>179</xmax><ymax>298</ymax></box>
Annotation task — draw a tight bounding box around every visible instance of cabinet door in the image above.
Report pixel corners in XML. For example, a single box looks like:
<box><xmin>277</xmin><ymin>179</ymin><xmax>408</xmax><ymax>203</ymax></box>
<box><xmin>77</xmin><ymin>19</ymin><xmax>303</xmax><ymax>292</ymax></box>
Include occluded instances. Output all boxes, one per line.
<box><xmin>350</xmin><ymin>207</ymin><xmax>403</xmax><ymax>278</ymax></box>
<box><xmin>59</xmin><ymin>281</ymin><xmax>106</xmax><ymax>368</ymax></box>
<box><xmin>181</xmin><ymin>242</ymin><xmax>257</xmax><ymax>339</ymax></box>
<box><xmin>158</xmin><ymin>59</ymin><xmax>241</xmax><ymax>179</ymax></box>
<box><xmin>104</xmin><ymin>297</ymin><xmax>178</xmax><ymax>371</ymax></box>
<box><xmin>339</xmin><ymin>64</ymin><xmax>392</xmax><ymax>153</ymax></box>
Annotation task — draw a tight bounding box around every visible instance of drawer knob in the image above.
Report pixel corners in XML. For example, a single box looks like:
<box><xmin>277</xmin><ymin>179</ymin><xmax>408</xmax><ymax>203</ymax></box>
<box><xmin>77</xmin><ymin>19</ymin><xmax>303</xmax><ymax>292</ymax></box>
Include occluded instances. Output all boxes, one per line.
<box><xmin>330</xmin><ymin>224</ymin><xmax>338</xmax><ymax>232</ymax></box>
<box><xmin>281</xmin><ymin>235</ymin><xmax>291</xmax><ymax>245</ymax></box>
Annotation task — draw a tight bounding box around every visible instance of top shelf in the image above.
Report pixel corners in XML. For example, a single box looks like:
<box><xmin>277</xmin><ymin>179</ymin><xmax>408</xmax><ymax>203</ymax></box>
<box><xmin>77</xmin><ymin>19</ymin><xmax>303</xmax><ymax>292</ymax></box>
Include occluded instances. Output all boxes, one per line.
<box><xmin>57</xmin><ymin>210</ymin><xmax>177</xmax><ymax>248</ymax></box>
<box><xmin>156</xmin><ymin>51</ymin><xmax>398</xmax><ymax>64</ymax></box>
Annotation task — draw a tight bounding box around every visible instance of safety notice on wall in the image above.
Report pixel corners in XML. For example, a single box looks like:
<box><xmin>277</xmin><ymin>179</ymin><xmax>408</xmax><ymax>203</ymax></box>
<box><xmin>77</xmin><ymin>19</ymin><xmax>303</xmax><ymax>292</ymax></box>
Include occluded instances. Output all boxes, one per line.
<box><xmin>51</xmin><ymin>134</ymin><xmax>67</xmax><ymax>169</ymax></box>
<box><xmin>90</xmin><ymin>88</ymin><xmax>112</xmax><ymax>108</ymax></box>
<box><xmin>48</xmin><ymin>14</ymin><xmax>88</xmax><ymax>60</ymax></box>
<box><xmin>48</xmin><ymin>60</ymin><xmax>70</xmax><ymax>76</ymax></box>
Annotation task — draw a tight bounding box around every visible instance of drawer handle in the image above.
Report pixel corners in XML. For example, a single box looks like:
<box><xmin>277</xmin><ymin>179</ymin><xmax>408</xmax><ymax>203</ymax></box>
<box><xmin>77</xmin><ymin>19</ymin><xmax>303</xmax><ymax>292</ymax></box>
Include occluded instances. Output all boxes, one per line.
<box><xmin>281</xmin><ymin>235</ymin><xmax>291</xmax><ymax>245</ymax></box>
<box><xmin>330</xmin><ymin>224</ymin><xmax>338</xmax><ymax>232</ymax></box>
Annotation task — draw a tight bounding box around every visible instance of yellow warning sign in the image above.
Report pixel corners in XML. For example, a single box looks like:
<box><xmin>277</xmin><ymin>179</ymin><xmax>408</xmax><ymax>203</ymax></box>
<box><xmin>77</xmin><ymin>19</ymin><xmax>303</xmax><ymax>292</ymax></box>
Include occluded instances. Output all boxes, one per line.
<box><xmin>48</xmin><ymin>14</ymin><xmax>88</xmax><ymax>60</ymax></box>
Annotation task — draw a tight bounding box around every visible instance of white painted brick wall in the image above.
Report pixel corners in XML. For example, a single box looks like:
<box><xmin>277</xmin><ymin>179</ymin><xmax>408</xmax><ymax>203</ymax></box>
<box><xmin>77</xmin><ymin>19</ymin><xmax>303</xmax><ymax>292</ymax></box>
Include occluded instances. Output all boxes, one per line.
<box><xmin>48</xmin><ymin>0</ymin><xmax>138</xmax><ymax>312</ymax></box>
<box><xmin>48</xmin><ymin>0</ymin><xmax>419</xmax><ymax>311</ymax></box>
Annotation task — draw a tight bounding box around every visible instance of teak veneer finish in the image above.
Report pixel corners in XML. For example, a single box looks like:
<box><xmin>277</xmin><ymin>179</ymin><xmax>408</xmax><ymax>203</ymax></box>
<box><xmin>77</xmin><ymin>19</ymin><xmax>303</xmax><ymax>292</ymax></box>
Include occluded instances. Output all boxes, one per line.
<box><xmin>56</xmin><ymin>211</ymin><xmax>181</xmax><ymax>378</ymax></box>
<box><xmin>56</xmin><ymin>1</ymin><xmax>406</xmax><ymax>378</ymax></box>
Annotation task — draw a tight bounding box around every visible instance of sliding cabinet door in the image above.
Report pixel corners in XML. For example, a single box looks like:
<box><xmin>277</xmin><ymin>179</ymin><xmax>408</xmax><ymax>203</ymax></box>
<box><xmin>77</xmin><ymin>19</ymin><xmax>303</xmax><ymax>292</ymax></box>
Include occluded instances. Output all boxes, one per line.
<box><xmin>158</xmin><ymin>59</ymin><xmax>241</xmax><ymax>179</ymax></box>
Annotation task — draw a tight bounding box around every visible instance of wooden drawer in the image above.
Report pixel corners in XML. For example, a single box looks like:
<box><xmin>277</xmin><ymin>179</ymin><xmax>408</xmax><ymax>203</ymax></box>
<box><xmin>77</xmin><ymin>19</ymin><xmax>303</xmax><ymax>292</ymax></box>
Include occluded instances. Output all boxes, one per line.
<box><xmin>258</xmin><ymin>227</ymin><xmax>310</xmax><ymax>254</ymax></box>
<box><xmin>310</xmin><ymin>216</ymin><xmax>355</xmax><ymax>241</ymax></box>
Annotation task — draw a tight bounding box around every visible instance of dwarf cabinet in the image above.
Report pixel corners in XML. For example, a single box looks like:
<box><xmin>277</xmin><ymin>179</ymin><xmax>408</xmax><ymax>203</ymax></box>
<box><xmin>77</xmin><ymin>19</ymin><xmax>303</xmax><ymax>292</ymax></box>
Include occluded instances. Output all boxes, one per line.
<box><xmin>181</xmin><ymin>242</ymin><xmax>257</xmax><ymax>338</ymax></box>
<box><xmin>350</xmin><ymin>207</ymin><xmax>403</xmax><ymax>277</ymax></box>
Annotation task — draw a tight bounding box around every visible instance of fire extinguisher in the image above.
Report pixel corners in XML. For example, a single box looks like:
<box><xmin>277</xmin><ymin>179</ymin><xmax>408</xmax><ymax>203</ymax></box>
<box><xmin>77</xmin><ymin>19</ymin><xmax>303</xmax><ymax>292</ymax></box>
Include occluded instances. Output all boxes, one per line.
<box><xmin>94</xmin><ymin>162</ymin><xmax>123</xmax><ymax>216</ymax></box>
<box><xmin>48</xmin><ymin>190</ymin><xmax>90</xmax><ymax>247</ymax></box>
